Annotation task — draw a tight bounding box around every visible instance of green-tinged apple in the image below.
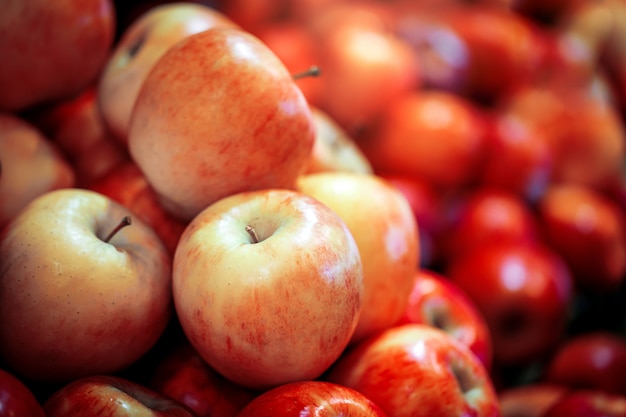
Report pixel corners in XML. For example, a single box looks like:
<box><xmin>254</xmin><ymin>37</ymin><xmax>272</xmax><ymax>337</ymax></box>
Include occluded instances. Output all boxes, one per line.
<box><xmin>128</xmin><ymin>27</ymin><xmax>315</xmax><ymax>221</ymax></box>
<box><xmin>98</xmin><ymin>2</ymin><xmax>239</xmax><ymax>142</ymax></box>
<box><xmin>305</xmin><ymin>106</ymin><xmax>373</xmax><ymax>175</ymax></box>
<box><xmin>0</xmin><ymin>0</ymin><xmax>115</xmax><ymax>111</ymax></box>
<box><xmin>297</xmin><ymin>172</ymin><xmax>419</xmax><ymax>343</ymax></box>
<box><xmin>0</xmin><ymin>112</ymin><xmax>75</xmax><ymax>231</ymax></box>
<box><xmin>0</xmin><ymin>189</ymin><xmax>172</xmax><ymax>382</ymax></box>
<box><xmin>44</xmin><ymin>375</ymin><xmax>197</xmax><ymax>417</ymax></box>
<box><xmin>172</xmin><ymin>189</ymin><xmax>363</xmax><ymax>390</ymax></box>
<box><xmin>326</xmin><ymin>323</ymin><xmax>500</xmax><ymax>417</ymax></box>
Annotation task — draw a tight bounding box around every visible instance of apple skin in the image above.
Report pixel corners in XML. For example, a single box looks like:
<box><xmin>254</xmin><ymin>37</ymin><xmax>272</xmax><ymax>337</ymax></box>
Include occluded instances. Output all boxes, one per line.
<box><xmin>0</xmin><ymin>0</ymin><xmax>115</xmax><ymax>111</ymax></box>
<box><xmin>0</xmin><ymin>188</ymin><xmax>172</xmax><ymax>382</ymax></box>
<box><xmin>0</xmin><ymin>112</ymin><xmax>75</xmax><ymax>231</ymax></box>
<box><xmin>149</xmin><ymin>343</ymin><xmax>259</xmax><ymax>417</ymax></box>
<box><xmin>297</xmin><ymin>172</ymin><xmax>419</xmax><ymax>344</ymax></box>
<box><xmin>537</xmin><ymin>183</ymin><xmax>626</xmax><ymax>292</ymax></box>
<box><xmin>446</xmin><ymin>241</ymin><xmax>574</xmax><ymax>366</ymax></box>
<box><xmin>325</xmin><ymin>323</ymin><xmax>500</xmax><ymax>417</ymax></box>
<box><xmin>128</xmin><ymin>27</ymin><xmax>315</xmax><ymax>221</ymax></box>
<box><xmin>0</xmin><ymin>368</ymin><xmax>45</xmax><ymax>417</ymax></box>
<box><xmin>542</xmin><ymin>332</ymin><xmax>626</xmax><ymax>396</ymax></box>
<box><xmin>543</xmin><ymin>389</ymin><xmax>626</xmax><ymax>417</ymax></box>
<box><xmin>43</xmin><ymin>375</ymin><xmax>197</xmax><ymax>417</ymax></box>
<box><xmin>172</xmin><ymin>189</ymin><xmax>363</xmax><ymax>390</ymax></box>
<box><xmin>498</xmin><ymin>383</ymin><xmax>568</xmax><ymax>417</ymax></box>
<box><xmin>396</xmin><ymin>269</ymin><xmax>493</xmax><ymax>371</ymax></box>
<box><xmin>98</xmin><ymin>2</ymin><xmax>239</xmax><ymax>142</ymax></box>
<box><xmin>236</xmin><ymin>380</ymin><xmax>388</xmax><ymax>417</ymax></box>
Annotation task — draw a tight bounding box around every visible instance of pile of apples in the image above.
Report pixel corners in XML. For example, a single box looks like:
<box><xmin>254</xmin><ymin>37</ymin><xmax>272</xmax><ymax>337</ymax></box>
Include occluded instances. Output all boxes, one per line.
<box><xmin>2</xmin><ymin>0</ymin><xmax>626</xmax><ymax>415</ymax></box>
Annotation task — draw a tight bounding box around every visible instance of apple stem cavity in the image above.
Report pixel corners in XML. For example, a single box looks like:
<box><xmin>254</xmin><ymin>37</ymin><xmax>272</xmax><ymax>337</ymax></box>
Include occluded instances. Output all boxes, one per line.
<box><xmin>104</xmin><ymin>216</ymin><xmax>132</xmax><ymax>243</ymax></box>
<box><xmin>292</xmin><ymin>65</ymin><xmax>321</xmax><ymax>80</ymax></box>
<box><xmin>245</xmin><ymin>225</ymin><xmax>260</xmax><ymax>244</ymax></box>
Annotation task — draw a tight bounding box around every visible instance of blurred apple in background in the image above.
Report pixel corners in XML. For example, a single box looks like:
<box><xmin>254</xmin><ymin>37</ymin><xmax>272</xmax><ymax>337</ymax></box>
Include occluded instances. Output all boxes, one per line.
<box><xmin>446</xmin><ymin>241</ymin><xmax>573</xmax><ymax>367</ymax></box>
<box><xmin>297</xmin><ymin>172</ymin><xmax>419</xmax><ymax>343</ymax></box>
<box><xmin>397</xmin><ymin>269</ymin><xmax>493</xmax><ymax>371</ymax></box>
<box><xmin>0</xmin><ymin>113</ymin><xmax>75</xmax><ymax>231</ymax></box>
<box><xmin>0</xmin><ymin>189</ymin><xmax>172</xmax><ymax>382</ymax></box>
<box><xmin>326</xmin><ymin>324</ymin><xmax>500</xmax><ymax>417</ymax></box>
<box><xmin>543</xmin><ymin>389</ymin><xmax>626</xmax><ymax>417</ymax></box>
<box><xmin>236</xmin><ymin>380</ymin><xmax>388</xmax><ymax>417</ymax></box>
<box><xmin>98</xmin><ymin>2</ymin><xmax>239</xmax><ymax>142</ymax></box>
<box><xmin>0</xmin><ymin>0</ymin><xmax>115</xmax><ymax>112</ymax></box>
<box><xmin>498</xmin><ymin>383</ymin><xmax>568</xmax><ymax>417</ymax></box>
<box><xmin>128</xmin><ymin>27</ymin><xmax>315</xmax><ymax>221</ymax></box>
<box><xmin>0</xmin><ymin>369</ymin><xmax>45</xmax><ymax>417</ymax></box>
<box><xmin>149</xmin><ymin>343</ymin><xmax>258</xmax><ymax>417</ymax></box>
<box><xmin>173</xmin><ymin>189</ymin><xmax>363</xmax><ymax>390</ymax></box>
<box><xmin>44</xmin><ymin>375</ymin><xmax>196</xmax><ymax>417</ymax></box>
<box><xmin>537</xmin><ymin>183</ymin><xmax>626</xmax><ymax>293</ymax></box>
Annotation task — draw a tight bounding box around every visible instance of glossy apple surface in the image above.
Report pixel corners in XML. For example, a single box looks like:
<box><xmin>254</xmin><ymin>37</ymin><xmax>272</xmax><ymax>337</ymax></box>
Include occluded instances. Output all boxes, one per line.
<box><xmin>297</xmin><ymin>172</ymin><xmax>419</xmax><ymax>343</ymax></box>
<box><xmin>326</xmin><ymin>323</ymin><xmax>500</xmax><ymax>417</ymax></box>
<box><xmin>0</xmin><ymin>189</ymin><xmax>172</xmax><ymax>382</ymax></box>
<box><xmin>128</xmin><ymin>27</ymin><xmax>315</xmax><ymax>221</ymax></box>
<box><xmin>173</xmin><ymin>189</ymin><xmax>363</xmax><ymax>390</ymax></box>
<box><xmin>44</xmin><ymin>375</ymin><xmax>196</xmax><ymax>417</ymax></box>
<box><xmin>0</xmin><ymin>369</ymin><xmax>45</xmax><ymax>417</ymax></box>
<box><xmin>237</xmin><ymin>380</ymin><xmax>388</xmax><ymax>417</ymax></box>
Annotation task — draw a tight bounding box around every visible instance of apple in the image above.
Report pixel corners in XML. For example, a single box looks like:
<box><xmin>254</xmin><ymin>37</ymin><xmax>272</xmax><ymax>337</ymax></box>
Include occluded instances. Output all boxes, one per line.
<box><xmin>326</xmin><ymin>323</ymin><xmax>500</xmax><ymax>417</ymax></box>
<box><xmin>542</xmin><ymin>332</ymin><xmax>626</xmax><ymax>396</ymax></box>
<box><xmin>149</xmin><ymin>343</ymin><xmax>259</xmax><ymax>417</ymax></box>
<box><xmin>89</xmin><ymin>162</ymin><xmax>188</xmax><ymax>256</ymax></box>
<box><xmin>537</xmin><ymin>183</ymin><xmax>626</xmax><ymax>293</ymax></box>
<box><xmin>305</xmin><ymin>106</ymin><xmax>373</xmax><ymax>175</ymax></box>
<box><xmin>172</xmin><ymin>189</ymin><xmax>363</xmax><ymax>390</ymax></box>
<box><xmin>498</xmin><ymin>383</ymin><xmax>568</xmax><ymax>417</ymax></box>
<box><xmin>0</xmin><ymin>0</ymin><xmax>115</xmax><ymax>111</ymax></box>
<box><xmin>0</xmin><ymin>188</ymin><xmax>172</xmax><ymax>382</ymax></box>
<box><xmin>0</xmin><ymin>368</ymin><xmax>45</xmax><ymax>417</ymax></box>
<box><xmin>396</xmin><ymin>269</ymin><xmax>493</xmax><ymax>371</ymax></box>
<box><xmin>297</xmin><ymin>172</ymin><xmax>419</xmax><ymax>343</ymax></box>
<box><xmin>98</xmin><ymin>2</ymin><xmax>239</xmax><ymax>142</ymax></box>
<box><xmin>236</xmin><ymin>380</ymin><xmax>387</xmax><ymax>417</ymax></box>
<box><xmin>0</xmin><ymin>112</ymin><xmax>75</xmax><ymax>231</ymax></box>
<box><xmin>128</xmin><ymin>27</ymin><xmax>316</xmax><ymax>221</ymax></box>
<box><xmin>445</xmin><ymin>241</ymin><xmax>574</xmax><ymax>366</ymax></box>
<box><xmin>43</xmin><ymin>375</ymin><xmax>196</xmax><ymax>417</ymax></box>
<box><xmin>543</xmin><ymin>389</ymin><xmax>626</xmax><ymax>417</ymax></box>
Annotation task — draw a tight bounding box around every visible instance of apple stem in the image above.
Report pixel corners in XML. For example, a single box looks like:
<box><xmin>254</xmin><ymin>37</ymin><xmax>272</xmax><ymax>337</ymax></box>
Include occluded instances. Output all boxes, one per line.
<box><xmin>292</xmin><ymin>65</ymin><xmax>321</xmax><ymax>80</ymax></box>
<box><xmin>104</xmin><ymin>216</ymin><xmax>132</xmax><ymax>243</ymax></box>
<box><xmin>245</xmin><ymin>225</ymin><xmax>259</xmax><ymax>244</ymax></box>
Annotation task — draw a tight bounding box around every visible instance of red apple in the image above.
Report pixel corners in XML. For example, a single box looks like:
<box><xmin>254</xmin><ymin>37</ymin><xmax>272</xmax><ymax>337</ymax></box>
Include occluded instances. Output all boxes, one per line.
<box><xmin>172</xmin><ymin>189</ymin><xmax>363</xmax><ymax>390</ymax></box>
<box><xmin>297</xmin><ymin>172</ymin><xmax>419</xmax><ymax>343</ymax></box>
<box><xmin>446</xmin><ymin>241</ymin><xmax>574</xmax><ymax>366</ymax></box>
<box><xmin>0</xmin><ymin>112</ymin><xmax>75</xmax><ymax>231</ymax></box>
<box><xmin>128</xmin><ymin>27</ymin><xmax>315</xmax><ymax>221</ymax></box>
<box><xmin>397</xmin><ymin>269</ymin><xmax>493</xmax><ymax>370</ymax></box>
<box><xmin>326</xmin><ymin>323</ymin><xmax>500</xmax><ymax>417</ymax></box>
<box><xmin>0</xmin><ymin>189</ymin><xmax>172</xmax><ymax>382</ymax></box>
<box><xmin>498</xmin><ymin>383</ymin><xmax>568</xmax><ymax>417</ymax></box>
<box><xmin>236</xmin><ymin>380</ymin><xmax>387</xmax><ymax>417</ymax></box>
<box><xmin>543</xmin><ymin>332</ymin><xmax>626</xmax><ymax>396</ymax></box>
<box><xmin>44</xmin><ymin>375</ymin><xmax>196</xmax><ymax>417</ymax></box>
<box><xmin>149</xmin><ymin>343</ymin><xmax>259</xmax><ymax>417</ymax></box>
<box><xmin>537</xmin><ymin>183</ymin><xmax>626</xmax><ymax>292</ymax></box>
<box><xmin>0</xmin><ymin>0</ymin><xmax>115</xmax><ymax>111</ymax></box>
<box><xmin>0</xmin><ymin>368</ymin><xmax>45</xmax><ymax>417</ymax></box>
<box><xmin>98</xmin><ymin>2</ymin><xmax>239</xmax><ymax>142</ymax></box>
<box><xmin>543</xmin><ymin>389</ymin><xmax>626</xmax><ymax>417</ymax></box>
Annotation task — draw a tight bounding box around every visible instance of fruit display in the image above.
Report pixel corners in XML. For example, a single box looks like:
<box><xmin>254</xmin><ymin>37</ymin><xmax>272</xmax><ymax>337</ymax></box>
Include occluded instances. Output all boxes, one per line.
<box><xmin>2</xmin><ymin>0</ymin><xmax>626</xmax><ymax>416</ymax></box>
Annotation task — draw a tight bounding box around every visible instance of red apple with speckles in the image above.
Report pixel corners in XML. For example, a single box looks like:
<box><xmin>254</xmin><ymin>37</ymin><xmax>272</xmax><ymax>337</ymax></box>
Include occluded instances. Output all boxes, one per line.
<box><xmin>0</xmin><ymin>369</ymin><xmax>45</xmax><ymax>417</ymax></box>
<box><xmin>44</xmin><ymin>375</ymin><xmax>196</xmax><ymax>417</ymax></box>
<box><xmin>172</xmin><ymin>189</ymin><xmax>363</xmax><ymax>390</ymax></box>
<box><xmin>397</xmin><ymin>269</ymin><xmax>493</xmax><ymax>370</ymax></box>
<box><xmin>326</xmin><ymin>323</ymin><xmax>500</xmax><ymax>417</ymax></box>
<box><xmin>128</xmin><ymin>27</ymin><xmax>315</xmax><ymax>221</ymax></box>
<box><xmin>236</xmin><ymin>380</ymin><xmax>388</xmax><ymax>417</ymax></box>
